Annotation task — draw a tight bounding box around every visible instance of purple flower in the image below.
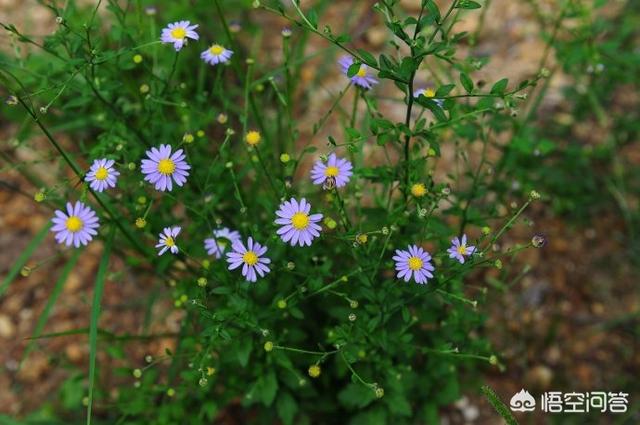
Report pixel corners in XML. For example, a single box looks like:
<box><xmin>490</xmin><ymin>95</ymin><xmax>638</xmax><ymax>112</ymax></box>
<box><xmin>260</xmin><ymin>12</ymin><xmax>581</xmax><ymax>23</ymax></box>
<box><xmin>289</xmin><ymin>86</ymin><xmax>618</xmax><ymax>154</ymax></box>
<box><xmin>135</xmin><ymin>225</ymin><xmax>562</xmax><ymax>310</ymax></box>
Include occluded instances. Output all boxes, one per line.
<box><xmin>447</xmin><ymin>234</ymin><xmax>476</xmax><ymax>264</ymax></box>
<box><xmin>201</xmin><ymin>44</ymin><xmax>233</xmax><ymax>66</ymax></box>
<box><xmin>414</xmin><ymin>87</ymin><xmax>444</xmax><ymax>107</ymax></box>
<box><xmin>393</xmin><ymin>244</ymin><xmax>435</xmax><ymax>284</ymax></box>
<box><xmin>141</xmin><ymin>144</ymin><xmax>190</xmax><ymax>192</ymax></box>
<box><xmin>85</xmin><ymin>158</ymin><xmax>119</xmax><ymax>192</ymax></box>
<box><xmin>338</xmin><ymin>55</ymin><xmax>378</xmax><ymax>89</ymax></box>
<box><xmin>51</xmin><ymin>201</ymin><xmax>100</xmax><ymax>248</ymax></box>
<box><xmin>310</xmin><ymin>153</ymin><xmax>353</xmax><ymax>189</ymax></box>
<box><xmin>204</xmin><ymin>227</ymin><xmax>241</xmax><ymax>259</ymax></box>
<box><xmin>156</xmin><ymin>226</ymin><xmax>181</xmax><ymax>255</ymax></box>
<box><xmin>226</xmin><ymin>237</ymin><xmax>271</xmax><ymax>282</ymax></box>
<box><xmin>275</xmin><ymin>198</ymin><xmax>323</xmax><ymax>247</ymax></box>
<box><xmin>160</xmin><ymin>21</ymin><xmax>199</xmax><ymax>51</ymax></box>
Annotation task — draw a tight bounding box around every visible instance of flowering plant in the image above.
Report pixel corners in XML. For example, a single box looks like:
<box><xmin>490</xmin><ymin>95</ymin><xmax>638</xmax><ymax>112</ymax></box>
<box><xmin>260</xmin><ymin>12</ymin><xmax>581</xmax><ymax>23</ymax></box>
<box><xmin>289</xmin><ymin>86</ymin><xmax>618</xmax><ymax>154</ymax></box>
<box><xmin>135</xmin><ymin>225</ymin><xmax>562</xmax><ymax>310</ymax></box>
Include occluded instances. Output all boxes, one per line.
<box><xmin>1</xmin><ymin>0</ymin><xmax>585</xmax><ymax>423</ymax></box>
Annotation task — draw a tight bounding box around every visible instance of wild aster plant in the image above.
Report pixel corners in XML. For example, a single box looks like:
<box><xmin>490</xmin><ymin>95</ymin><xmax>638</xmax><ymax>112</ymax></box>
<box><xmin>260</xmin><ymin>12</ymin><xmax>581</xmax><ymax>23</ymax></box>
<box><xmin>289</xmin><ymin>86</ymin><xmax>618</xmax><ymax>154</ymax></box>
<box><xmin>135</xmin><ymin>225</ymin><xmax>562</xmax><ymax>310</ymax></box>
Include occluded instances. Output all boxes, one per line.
<box><xmin>275</xmin><ymin>198</ymin><xmax>323</xmax><ymax>247</ymax></box>
<box><xmin>310</xmin><ymin>154</ymin><xmax>353</xmax><ymax>189</ymax></box>
<box><xmin>156</xmin><ymin>226</ymin><xmax>181</xmax><ymax>255</ymax></box>
<box><xmin>2</xmin><ymin>0</ymin><xmax>553</xmax><ymax>422</ymax></box>
<box><xmin>338</xmin><ymin>55</ymin><xmax>378</xmax><ymax>89</ymax></box>
<box><xmin>447</xmin><ymin>234</ymin><xmax>476</xmax><ymax>264</ymax></box>
<box><xmin>160</xmin><ymin>21</ymin><xmax>199</xmax><ymax>51</ymax></box>
<box><xmin>141</xmin><ymin>144</ymin><xmax>190</xmax><ymax>192</ymax></box>
<box><xmin>226</xmin><ymin>237</ymin><xmax>271</xmax><ymax>282</ymax></box>
<box><xmin>393</xmin><ymin>245</ymin><xmax>435</xmax><ymax>284</ymax></box>
<box><xmin>204</xmin><ymin>227</ymin><xmax>241</xmax><ymax>259</ymax></box>
<box><xmin>201</xmin><ymin>44</ymin><xmax>233</xmax><ymax>66</ymax></box>
<box><xmin>85</xmin><ymin>158</ymin><xmax>119</xmax><ymax>192</ymax></box>
<box><xmin>51</xmin><ymin>201</ymin><xmax>99</xmax><ymax>247</ymax></box>
<box><xmin>414</xmin><ymin>87</ymin><xmax>444</xmax><ymax>107</ymax></box>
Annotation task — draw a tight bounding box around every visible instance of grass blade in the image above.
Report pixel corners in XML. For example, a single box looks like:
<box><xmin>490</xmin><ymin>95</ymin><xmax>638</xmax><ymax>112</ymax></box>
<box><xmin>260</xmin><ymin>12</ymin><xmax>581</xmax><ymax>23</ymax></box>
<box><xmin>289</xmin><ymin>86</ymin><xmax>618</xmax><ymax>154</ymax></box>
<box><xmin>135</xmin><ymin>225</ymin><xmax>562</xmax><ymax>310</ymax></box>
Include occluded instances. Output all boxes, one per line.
<box><xmin>20</xmin><ymin>250</ymin><xmax>81</xmax><ymax>367</ymax></box>
<box><xmin>87</xmin><ymin>230</ymin><xmax>114</xmax><ymax>425</ymax></box>
<box><xmin>481</xmin><ymin>384</ymin><xmax>519</xmax><ymax>425</ymax></box>
<box><xmin>0</xmin><ymin>221</ymin><xmax>51</xmax><ymax>297</ymax></box>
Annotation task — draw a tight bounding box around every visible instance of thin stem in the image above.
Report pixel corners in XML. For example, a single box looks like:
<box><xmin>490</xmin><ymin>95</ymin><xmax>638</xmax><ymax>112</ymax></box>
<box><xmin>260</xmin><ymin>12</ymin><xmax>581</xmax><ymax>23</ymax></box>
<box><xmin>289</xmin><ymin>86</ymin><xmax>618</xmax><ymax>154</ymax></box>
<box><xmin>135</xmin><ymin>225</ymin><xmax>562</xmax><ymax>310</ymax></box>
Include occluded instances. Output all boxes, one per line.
<box><xmin>161</xmin><ymin>51</ymin><xmax>179</xmax><ymax>97</ymax></box>
<box><xmin>254</xmin><ymin>146</ymin><xmax>280</xmax><ymax>199</ymax></box>
<box><xmin>274</xmin><ymin>345</ymin><xmax>339</xmax><ymax>356</ymax></box>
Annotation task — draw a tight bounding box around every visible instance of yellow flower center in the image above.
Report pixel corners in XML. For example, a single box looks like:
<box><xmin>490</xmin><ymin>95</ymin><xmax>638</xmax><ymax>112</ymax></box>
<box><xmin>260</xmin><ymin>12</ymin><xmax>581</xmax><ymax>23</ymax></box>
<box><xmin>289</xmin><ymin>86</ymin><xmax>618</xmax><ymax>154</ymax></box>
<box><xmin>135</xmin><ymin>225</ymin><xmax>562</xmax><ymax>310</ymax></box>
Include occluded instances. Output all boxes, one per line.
<box><xmin>411</xmin><ymin>183</ymin><xmax>427</xmax><ymax>197</ymax></box>
<box><xmin>94</xmin><ymin>166</ymin><xmax>109</xmax><ymax>181</ymax></box>
<box><xmin>356</xmin><ymin>66</ymin><xmax>367</xmax><ymax>78</ymax></box>
<box><xmin>66</xmin><ymin>216</ymin><xmax>83</xmax><ymax>233</ymax></box>
<box><xmin>170</xmin><ymin>27</ymin><xmax>186</xmax><ymax>40</ymax></box>
<box><xmin>408</xmin><ymin>256</ymin><xmax>423</xmax><ymax>271</ymax></box>
<box><xmin>209</xmin><ymin>44</ymin><xmax>224</xmax><ymax>55</ymax></box>
<box><xmin>164</xmin><ymin>236</ymin><xmax>175</xmax><ymax>247</ymax></box>
<box><xmin>243</xmin><ymin>251</ymin><xmax>258</xmax><ymax>266</ymax></box>
<box><xmin>424</xmin><ymin>88</ymin><xmax>436</xmax><ymax>98</ymax></box>
<box><xmin>291</xmin><ymin>212</ymin><xmax>310</xmax><ymax>230</ymax></box>
<box><xmin>157</xmin><ymin>158</ymin><xmax>176</xmax><ymax>175</ymax></box>
<box><xmin>324</xmin><ymin>166</ymin><xmax>339</xmax><ymax>177</ymax></box>
<box><xmin>245</xmin><ymin>131</ymin><xmax>261</xmax><ymax>146</ymax></box>
<box><xmin>457</xmin><ymin>245</ymin><xmax>467</xmax><ymax>255</ymax></box>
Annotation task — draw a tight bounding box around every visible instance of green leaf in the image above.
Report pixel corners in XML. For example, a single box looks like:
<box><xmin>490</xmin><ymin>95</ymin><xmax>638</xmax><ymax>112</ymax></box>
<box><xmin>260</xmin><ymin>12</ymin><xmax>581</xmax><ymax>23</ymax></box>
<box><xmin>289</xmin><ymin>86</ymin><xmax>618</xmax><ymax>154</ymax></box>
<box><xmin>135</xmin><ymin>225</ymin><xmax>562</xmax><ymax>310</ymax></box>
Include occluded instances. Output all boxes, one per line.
<box><xmin>276</xmin><ymin>391</ymin><xmax>298</xmax><ymax>425</ymax></box>
<box><xmin>237</xmin><ymin>337</ymin><xmax>253</xmax><ymax>367</ymax></box>
<box><xmin>435</xmin><ymin>84</ymin><xmax>456</xmax><ymax>97</ymax></box>
<box><xmin>399</xmin><ymin>57</ymin><xmax>418</xmax><ymax>80</ymax></box>
<box><xmin>347</xmin><ymin>62</ymin><xmax>362</xmax><ymax>78</ymax></box>
<box><xmin>481</xmin><ymin>385</ymin><xmax>519</xmax><ymax>425</ymax></box>
<box><xmin>490</xmin><ymin>78</ymin><xmax>509</xmax><ymax>95</ymax></box>
<box><xmin>0</xmin><ymin>221</ymin><xmax>50</xmax><ymax>297</ymax></box>
<box><xmin>86</xmin><ymin>229</ymin><xmax>114</xmax><ymax>425</ymax></box>
<box><xmin>21</xmin><ymin>251</ymin><xmax>81</xmax><ymax>366</ymax></box>
<box><xmin>423</xmin><ymin>0</ymin><xmax>441</xmax><ymax>21</ymax></box>
<box><xmin>460</xmin><ymin>72</ymin><xmax>474</xmax><ymax>93</ymax></box>
<box><xmin>456</xmin><ymin>0</ymin><xmax>482</xmax><ymax>9</ymax></box>
<box><xmin>259</xmin><ymin>370</ymin><xmax>279</xmax><ymax>406</ymax></box>
<box><xmin>357</xmin><ymin>49</ymin><xmax>377</xmax><ymax>67</ymax></box>
<box><xmin>307</xmin><ymin>9</ymin><xmax>318</xmax><ymax>29</ymax></box>
<box><xmin>338</xmin><ymin>383</ymin><xmax>376</xmax><ymax>409</ymax></box>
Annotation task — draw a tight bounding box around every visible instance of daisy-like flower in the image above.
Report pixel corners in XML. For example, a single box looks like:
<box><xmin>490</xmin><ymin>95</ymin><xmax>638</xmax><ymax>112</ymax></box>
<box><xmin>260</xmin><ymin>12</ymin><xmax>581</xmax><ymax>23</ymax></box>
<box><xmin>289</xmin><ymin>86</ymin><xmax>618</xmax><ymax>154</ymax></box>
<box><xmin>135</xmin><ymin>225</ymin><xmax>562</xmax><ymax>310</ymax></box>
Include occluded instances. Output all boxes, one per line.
<box><xmin>447</xmin><ymin>234</ymin><xmax>476</xmax><ymax>264</ymax></box>
<box><xmin>85</xmin><ymin>158</ymin><xmax>119</xmax><ymax>192</ymax></box>
<box><xmin>51</xmin><ymin>201</ymin><xmax>99</xmax><ymax>248</ymax></box>
<box><xmin>204</xmin><ymin>227</ymin><xmax>241</xmax><ymax>259</ymax></box>
<box><xmin>393</xmin><ymin>245</ymin><xmax>435</xmax><ymax>284</ymax></box>
<box><xmin>275</xmin><ymin>198</ymin><xmax>323</xmax><ymax>247</ymax></box>
<box><xmin>141</xmin><ymin>144</ymin><xmax>190</xmax><ymax>192</ymax></box>
<box><xmin>310</xmin><ymin>153</ymin><xmax>353</xmax><ymax>189</ymax></box>
<box><xmin>201</xmin><ymin>44</ymin><xmax>233</xmax><ymax>66</ymax></box>
<box><xmin>338</xmin><ymin>55</ymin><xmax>378</xmax><ymax>89</ymax></box>
<box><xmin>156</xmin><ymin>226</ymin><xmax>181</xmax><ymax>256</ymax></box>
<box><xmin>160</xmin><ymin>21</ymin><xmax>199</xmax><ymax>51</ymax></box>
<box><xmin>226</xmin><ymin>237</ymin><xmax>271</xmax><ymax>282</ymax></box>
<box><xmin>414</xmin><ymin>87</ymin><xmax>444</xmax><ymax>107</ymax></box>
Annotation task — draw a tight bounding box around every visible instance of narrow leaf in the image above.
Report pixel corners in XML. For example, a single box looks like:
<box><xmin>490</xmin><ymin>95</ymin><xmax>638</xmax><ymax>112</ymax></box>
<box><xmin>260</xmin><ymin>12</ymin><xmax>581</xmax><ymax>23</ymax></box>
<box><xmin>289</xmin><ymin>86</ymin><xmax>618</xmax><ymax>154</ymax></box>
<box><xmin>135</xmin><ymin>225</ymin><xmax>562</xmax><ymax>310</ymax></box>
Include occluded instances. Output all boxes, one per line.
<box><xmin>456</xmin><ymin>0</ymin><xmax>482</xmax><ymax>9</ymax></box>
<box><xmin>481</xmin><ymin>385</ymin><xmax>519</xmax><ymax>425</ymax></box>
<box><xmin>86</xmin><ymin>230</ymin><xmax>114</xmax><ymax>425</ymax></box>
<box><xmin>490</xmin><ymin>78</ymin><xmax>509</xmax><ymax>95</ymax></box>
<box><xmin>356</xmin><ymin>49</ymin><xmax>377</xmax><ymax>67</ymax></box>
<box><xmin>460</xmin><ymin>72</ymin><xmax>474</xmax><ymax>93</ymax></box>
<box><xmin>347</xmin><ymin>62</ymin><xmax>362</xmax><ymax>78</ymax></box>
<box><xmin>21</xmin><ymin>251</ymin><xmax>81</xmax><ymax>366</ymax></box>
